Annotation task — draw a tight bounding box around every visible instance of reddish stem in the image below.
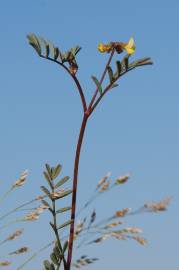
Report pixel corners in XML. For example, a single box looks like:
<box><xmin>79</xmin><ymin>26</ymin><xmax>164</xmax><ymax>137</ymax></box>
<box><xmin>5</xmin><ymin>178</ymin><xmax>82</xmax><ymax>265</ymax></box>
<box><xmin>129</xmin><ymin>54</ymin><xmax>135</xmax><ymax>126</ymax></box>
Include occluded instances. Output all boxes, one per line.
<box><xmin>67</xmin><ymin>113</ymin><xmax>88</xmax><ymax>270</ymax></box>
<box><xmin>67</xmin><ymin>50</ymin><xmax>115</xmax><ymax>270</ymax></box>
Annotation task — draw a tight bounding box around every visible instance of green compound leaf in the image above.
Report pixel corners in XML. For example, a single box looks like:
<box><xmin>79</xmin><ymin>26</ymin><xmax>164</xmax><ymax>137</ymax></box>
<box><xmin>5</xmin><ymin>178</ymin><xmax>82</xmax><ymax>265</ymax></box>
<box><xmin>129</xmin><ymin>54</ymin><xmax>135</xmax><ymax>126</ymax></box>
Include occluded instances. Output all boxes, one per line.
<box><xmin>28</xmin><ymin>35</ymin><xmax>64</xmax><ymax>62</ymax></box>
<box><xmin>91</xmin><ymin>76</ymin><xmax>102</xmax><ymax>94</ymax></box>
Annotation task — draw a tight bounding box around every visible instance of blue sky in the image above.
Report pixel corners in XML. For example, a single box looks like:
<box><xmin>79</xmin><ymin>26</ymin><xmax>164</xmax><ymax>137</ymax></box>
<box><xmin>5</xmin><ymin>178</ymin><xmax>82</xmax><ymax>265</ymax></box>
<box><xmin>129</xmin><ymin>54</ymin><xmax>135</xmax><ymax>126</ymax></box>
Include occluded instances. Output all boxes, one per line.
<box><xmin>0</xmin><ymin>0</ymin><xmax>178</xmax><ymax>269</ymax></box>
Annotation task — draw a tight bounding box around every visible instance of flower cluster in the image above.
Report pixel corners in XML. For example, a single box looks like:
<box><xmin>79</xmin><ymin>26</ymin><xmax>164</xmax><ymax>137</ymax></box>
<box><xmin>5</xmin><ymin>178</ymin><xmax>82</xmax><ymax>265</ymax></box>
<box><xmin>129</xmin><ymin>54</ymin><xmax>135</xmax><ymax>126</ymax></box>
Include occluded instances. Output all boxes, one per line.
<box><xmin>98</xmin><ymin>37</ymin><xmax>136</xmax><ymax>55</ymax></box>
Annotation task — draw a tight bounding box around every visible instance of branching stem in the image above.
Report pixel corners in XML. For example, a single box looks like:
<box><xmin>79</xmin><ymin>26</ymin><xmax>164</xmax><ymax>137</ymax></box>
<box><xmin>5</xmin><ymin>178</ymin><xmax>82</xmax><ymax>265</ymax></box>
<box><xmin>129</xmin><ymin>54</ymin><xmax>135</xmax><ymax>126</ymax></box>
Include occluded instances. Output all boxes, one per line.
<box><xmin>40</xmin><ymin>48</ymin><xmax>138</xmax><ymax>270</ymax></box>
<box><xmin>67</xmin><ymin>50</ymin><xmax>116</xmax><ymax>270</ymax></box>
<box><xmin>51</xmin><ymin>185</ymin><xmax>67</xmax><ymax>270</ymax></box>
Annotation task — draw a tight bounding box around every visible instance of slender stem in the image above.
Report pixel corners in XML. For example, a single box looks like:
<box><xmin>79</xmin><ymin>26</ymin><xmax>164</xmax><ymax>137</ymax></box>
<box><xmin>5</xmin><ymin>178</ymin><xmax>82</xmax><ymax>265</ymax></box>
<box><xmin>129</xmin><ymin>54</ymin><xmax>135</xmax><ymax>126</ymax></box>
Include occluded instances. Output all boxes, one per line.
<box><xmin>71</xmin><ymin>73</ymin><xmax>87</xmax><ymax>112</ymax></box>
<box><xmin>40</xmin><ymin>55</ymin><xmax>87</xmax><ymax>112</ymax></box>
<box><xmin>40</xmin><ymin>54</ymin><xmax>89</xmax><ymax>270</ymax></box>
<box><xmin>42</xmin><ymin>48</ymin><xmax>136</xmax><ymax>270</ymax></box>
<box><xmin>67</xmin><ymin>114</ymin><xmax>88</xmax><ymax>270</ymax></box>
<box><xmin>88</xmin><ymin>49</ymin><xmax>115</xmax><ymax>111</ymax></box>
<box><xmin>66</xmin><ymin>49</ymin><xmax>116</xmax><ymax>270</ymax></box>
<box><xmin>51</xmin><ymin>186</ymin><xmax>67</xmax><ymax>270</ymax></box>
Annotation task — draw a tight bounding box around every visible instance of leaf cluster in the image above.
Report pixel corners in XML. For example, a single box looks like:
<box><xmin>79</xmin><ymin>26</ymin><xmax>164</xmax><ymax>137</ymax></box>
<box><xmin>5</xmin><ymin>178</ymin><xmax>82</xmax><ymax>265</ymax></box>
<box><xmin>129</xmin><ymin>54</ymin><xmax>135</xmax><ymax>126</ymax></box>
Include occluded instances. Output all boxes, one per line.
<box><xmin>27</xmin><ymin>34</ymin><xmax>81</xmax><ymax>74</ymax></box>
<box><xmin>92</xmin><ymin>55</ymin><xmax>153</xmax><ymax>95</ymax></box>
<box><xmin>41</xmin><ymin>164</ymin><xmax>72</xmax><ymax>270</ymax></box>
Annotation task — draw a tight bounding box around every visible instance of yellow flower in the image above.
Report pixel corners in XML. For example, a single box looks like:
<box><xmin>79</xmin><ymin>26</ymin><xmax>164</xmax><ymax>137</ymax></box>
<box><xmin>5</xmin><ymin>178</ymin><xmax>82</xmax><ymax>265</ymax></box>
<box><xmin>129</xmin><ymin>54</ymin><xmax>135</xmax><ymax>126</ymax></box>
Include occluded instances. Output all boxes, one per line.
<box><xmin>123</xmin><ymin>37</ymin><xmax>135</xmax><ymax>55</ymax></box>
<box><xmin>98</xmin><ymin>43</ymin><xmax>112</xmax><ymax>53</ymax></box>
<box><xmin>98</xmin><ymin>43</ymin><xmax>105</xmax><ymax>53</ymax></box>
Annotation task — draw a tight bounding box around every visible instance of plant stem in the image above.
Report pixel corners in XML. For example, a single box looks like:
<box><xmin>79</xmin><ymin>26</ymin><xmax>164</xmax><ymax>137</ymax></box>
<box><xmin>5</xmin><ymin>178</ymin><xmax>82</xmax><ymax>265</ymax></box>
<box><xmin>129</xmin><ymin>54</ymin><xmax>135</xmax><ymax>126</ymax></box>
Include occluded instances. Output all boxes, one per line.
<box><xmin>67</xmin><ymin>50</ymin><xmax>116</xmax><ymax>270</ymax></box>
<box><xmin>51</xmin><ymin>187</ymin><xmax>67</xmax><ymax>270</ymax></box>
<box><xmin>67</xmin><ymin>113</ymin><xmax>88</xmax><ymax>270</ymax></box>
